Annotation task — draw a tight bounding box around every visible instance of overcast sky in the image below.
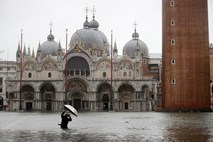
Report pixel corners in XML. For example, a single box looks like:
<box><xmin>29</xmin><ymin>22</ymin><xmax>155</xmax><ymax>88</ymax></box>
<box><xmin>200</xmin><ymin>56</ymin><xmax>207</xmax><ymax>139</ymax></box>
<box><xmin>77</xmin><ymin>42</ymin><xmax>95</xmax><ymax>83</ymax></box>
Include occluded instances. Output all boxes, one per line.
<box><xmin>0</xmin><ymin>0</ymin><xmax>213</xmax><ymax>61</ymax></box>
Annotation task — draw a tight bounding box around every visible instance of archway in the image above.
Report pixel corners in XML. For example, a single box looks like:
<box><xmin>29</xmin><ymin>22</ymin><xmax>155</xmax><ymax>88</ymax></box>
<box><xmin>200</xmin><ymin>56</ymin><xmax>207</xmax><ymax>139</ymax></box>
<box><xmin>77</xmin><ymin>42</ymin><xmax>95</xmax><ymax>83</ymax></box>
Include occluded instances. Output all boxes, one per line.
<box><xmin>72</xmin><ymin>93</ymin><xmax>82</xmax><ymax>110</ymax></box>
<box><xmin>66</xmin><ymin>79</ymin><xmax>87</xmax><ymax>110</ymax></box>
<box><xmin>118</xmin><ymin>84</ymin><xmax>134</xmax><ymax>111</ymax></box>
<box><xmin>97</xmin><ymin>83</ymin><xmax>112</xmax><ymax>111</ymax></box>
<box><xmin>21</xmin><ymin>85</ymin><xmax>34</xmax><ymax>111</ymax></box>
<box><xmin>40</xmin><ymin>83</ymin><xmax>55</xmax><ymax>111</ymax></box>
<box><xmin>103</xmin><ymin>94</ymin><xmax>109</xmax><ymax>110</ymax></box>
<box><xmin>0</xmin><ymin>96</ymin><xmax>3</xmax><ymax>110</ymax></box>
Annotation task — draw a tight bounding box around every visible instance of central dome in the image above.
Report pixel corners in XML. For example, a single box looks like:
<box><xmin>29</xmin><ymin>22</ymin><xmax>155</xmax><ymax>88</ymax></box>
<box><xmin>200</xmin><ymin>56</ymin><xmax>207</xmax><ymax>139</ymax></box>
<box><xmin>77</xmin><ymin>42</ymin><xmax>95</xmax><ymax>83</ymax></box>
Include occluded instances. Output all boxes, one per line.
<box><xmin>70</xmin><ymin>15</ymin><xmax>109</xmax><ymax>54</ymax></box>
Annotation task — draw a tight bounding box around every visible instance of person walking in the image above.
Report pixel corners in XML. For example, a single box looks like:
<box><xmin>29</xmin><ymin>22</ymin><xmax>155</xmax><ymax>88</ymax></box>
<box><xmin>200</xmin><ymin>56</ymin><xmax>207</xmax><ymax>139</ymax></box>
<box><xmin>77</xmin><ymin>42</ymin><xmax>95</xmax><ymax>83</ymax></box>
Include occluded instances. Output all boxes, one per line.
<box><xmin>60</xmin><ymin>110</ymin><xmax>72</xmax><ymax>129</ymax></box>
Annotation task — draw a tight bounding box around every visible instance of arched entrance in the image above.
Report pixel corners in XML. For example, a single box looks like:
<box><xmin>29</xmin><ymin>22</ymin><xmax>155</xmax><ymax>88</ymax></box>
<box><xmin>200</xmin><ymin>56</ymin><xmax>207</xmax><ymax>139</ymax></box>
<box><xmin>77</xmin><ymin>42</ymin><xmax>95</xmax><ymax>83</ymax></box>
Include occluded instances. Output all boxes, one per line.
<box><xmin>67</xmin><ymin>92</ymin><xmax>83</xmax><ymax>110</ymax></box>
<box><xmin>66</xmin><ymin>79</ymin><xmax>87</xmax><ymax>111</ymax></box>
<box><xmin>97</xmin><ymin>83</ymin><xmax>112</xmax><ymax>111</ymax></box>
<box><xmin>118</xmin><ymin>84</ymin><xmax>134</xmax><ymax>111</ymax></box>
<box><xmin>103</xmin><ymin>94</ymin><xmax>109</xmax><ymax>110</ymax></box>
<box><xmin>21</xmin><ymin>85</ymin><xmax>34</xmax><ymax>111</ymax></box>
<box><xmin>0</xmin><ymin>96</ymin><xmax>3</xmax><ymax>110</ymax></box>
<box><xmin>72</xmin><ymin>93</ymin><xmax>82</xmax><ymax>110</ymax></box>
<box><xmin>40</xmin><ymin>83</ymin><xmax>55</xmax><ymax>111</ymax></box>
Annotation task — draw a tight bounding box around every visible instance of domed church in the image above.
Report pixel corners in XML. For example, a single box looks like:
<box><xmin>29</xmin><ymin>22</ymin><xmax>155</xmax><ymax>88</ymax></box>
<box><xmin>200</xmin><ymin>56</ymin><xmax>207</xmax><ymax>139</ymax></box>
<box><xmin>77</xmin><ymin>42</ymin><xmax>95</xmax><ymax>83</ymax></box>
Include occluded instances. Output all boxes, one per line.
<box><xmin>6</xmin><ymin>10</ymin><xmax>160</xmax><ymax>112</ymax></box>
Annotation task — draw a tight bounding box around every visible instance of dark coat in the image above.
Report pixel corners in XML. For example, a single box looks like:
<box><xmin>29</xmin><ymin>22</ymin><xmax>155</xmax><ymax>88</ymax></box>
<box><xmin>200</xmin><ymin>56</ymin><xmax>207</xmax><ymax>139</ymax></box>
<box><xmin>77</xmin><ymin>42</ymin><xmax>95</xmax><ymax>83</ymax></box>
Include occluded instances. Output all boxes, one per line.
<box><xmin>61</xmin><ymin>111</ymin><xmax>72</xmax><ymax>129</ymax></box>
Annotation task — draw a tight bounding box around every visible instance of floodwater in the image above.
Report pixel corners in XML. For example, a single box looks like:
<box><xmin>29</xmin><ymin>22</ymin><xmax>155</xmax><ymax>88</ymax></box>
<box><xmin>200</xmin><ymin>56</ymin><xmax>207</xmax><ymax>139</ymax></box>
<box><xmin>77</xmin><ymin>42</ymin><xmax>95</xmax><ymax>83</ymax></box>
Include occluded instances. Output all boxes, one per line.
<box><xmin>0</xmin><ymin>112</ymin><xmax>213</xmax><ymax>142</ymax></box>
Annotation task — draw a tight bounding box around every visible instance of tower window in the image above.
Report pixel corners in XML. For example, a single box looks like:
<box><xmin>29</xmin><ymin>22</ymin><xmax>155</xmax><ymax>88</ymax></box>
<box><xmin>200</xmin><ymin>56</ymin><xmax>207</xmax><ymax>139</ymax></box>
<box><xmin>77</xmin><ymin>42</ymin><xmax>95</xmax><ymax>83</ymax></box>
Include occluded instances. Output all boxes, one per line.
<box><xmin>170</xmin><ymin>1</ymin><xmax>175</xmax><ymax>7</ymax></box>
<box><xmin>171</xmin><ymin>59</ymin><xmax>176</xmax><ymax>64</ymax></box>
<box><xmin>28</xmin><ymin>72</ymin><xmax>32</xmax><ymax>78</ymax></box>
<box><xmin>171</xmin><ymin>39</ymin><xmax>176</xmax><ymax>45</ymax></box>
<box><xmin>123</xmin><ymin>72</ymin><xmax>127</xmax><ymax>77</ymax></box>
<box><xmin>171</xmin><ymin>20</ymin><xmax>175</xmax><ymax>26</ymax></box>
<box><xmin>171</xmin><ymin>78</ymin><xmax>176</xmax><ymax>84</ymax></box>
<box><xmin>103</xmin><ymin>72</ymin><xmax>106</xmax><ymax>77</ymax></box>
<box><xmin>48</xmin><ymin>72</ymin><xmax>51</xmax><ymax>78</ymax></box>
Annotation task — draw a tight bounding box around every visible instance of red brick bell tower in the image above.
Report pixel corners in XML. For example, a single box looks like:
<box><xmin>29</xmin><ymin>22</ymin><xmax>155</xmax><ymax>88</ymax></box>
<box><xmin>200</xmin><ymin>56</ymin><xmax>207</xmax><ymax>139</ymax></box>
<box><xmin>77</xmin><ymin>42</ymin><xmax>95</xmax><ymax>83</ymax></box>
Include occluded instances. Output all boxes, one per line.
<box><xmin>162</xmin><ymin>0</ymin><xmax>211</xmax><ymax>111</ymax></box>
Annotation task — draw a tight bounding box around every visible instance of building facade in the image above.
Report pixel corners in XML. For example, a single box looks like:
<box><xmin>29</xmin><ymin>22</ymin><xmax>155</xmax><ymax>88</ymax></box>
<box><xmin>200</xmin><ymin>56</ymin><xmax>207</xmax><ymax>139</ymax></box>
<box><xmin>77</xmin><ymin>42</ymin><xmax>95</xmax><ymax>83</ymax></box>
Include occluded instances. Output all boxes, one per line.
<box><xmin>162</xmin><ymin>0</ymin><xmax>211</xmax><ymax>111</ymax></box>
<box><xmin>5</xmin><ymin>14</ymin><xmax>161</xmax><ymax>112</ymax></box>
<box><xmin>0</xmin><ymin>61</ymin><xmax>16</xmax><ymax>110</ymax></box>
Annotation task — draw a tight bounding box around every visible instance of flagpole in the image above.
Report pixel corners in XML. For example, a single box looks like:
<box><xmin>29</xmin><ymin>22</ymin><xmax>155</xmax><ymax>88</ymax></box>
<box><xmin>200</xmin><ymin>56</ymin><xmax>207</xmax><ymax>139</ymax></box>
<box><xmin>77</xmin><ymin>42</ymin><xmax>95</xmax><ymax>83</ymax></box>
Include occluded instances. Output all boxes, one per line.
<box><xmin>110</xmin><ymin>30</ymin><xmax>113</xmax><ymax>110</ymax></box>
<box><xmin>19</xmin><ymin>29</ymin><xmax>23</xmax><ymax>110</ymax></box>
<box><xmin>65</xmin><ymin>29</ymin><xmax>68</xmax><ymax>104</ymax></box>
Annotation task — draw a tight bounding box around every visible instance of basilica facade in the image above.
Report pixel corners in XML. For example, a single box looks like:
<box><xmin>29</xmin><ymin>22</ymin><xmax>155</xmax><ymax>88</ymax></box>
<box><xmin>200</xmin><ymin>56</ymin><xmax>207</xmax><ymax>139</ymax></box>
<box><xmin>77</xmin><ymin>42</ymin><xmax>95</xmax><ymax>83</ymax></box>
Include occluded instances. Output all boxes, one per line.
<box><xmin>5</xmin><ymin>14</ymin><xmax>160</xmax><ymax>112</ymax></box>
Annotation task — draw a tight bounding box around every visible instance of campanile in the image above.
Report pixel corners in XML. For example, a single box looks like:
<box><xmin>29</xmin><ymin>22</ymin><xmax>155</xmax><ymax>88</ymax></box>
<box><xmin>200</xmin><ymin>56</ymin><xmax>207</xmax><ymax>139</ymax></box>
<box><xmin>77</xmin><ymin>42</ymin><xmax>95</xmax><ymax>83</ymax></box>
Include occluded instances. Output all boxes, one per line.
<box><xmin>162</xmin><ymin>0</ymin><xmax>211</xmax><ymax>111</ymax></box>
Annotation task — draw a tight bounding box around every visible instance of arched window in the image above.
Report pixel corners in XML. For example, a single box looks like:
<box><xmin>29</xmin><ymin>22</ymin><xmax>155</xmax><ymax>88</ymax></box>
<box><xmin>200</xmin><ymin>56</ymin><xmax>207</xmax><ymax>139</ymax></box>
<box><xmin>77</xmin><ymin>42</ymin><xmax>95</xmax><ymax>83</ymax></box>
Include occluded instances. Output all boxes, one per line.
<box><xmin>170</xmin><ymin>0</ymin><xmax>175</xmax><ymax>6</ymax></box>
<box><xmin>171</xmin><ymin>59</ymin><xmax>176</xmax><ymax>64</ymax></box>
<box><xmin>171</xmin><ymin>20</ymin><xmax>175</xmax><ymax>26</ymax></box>
<box><xmin>48</xmin><ymin>72</ymin><xmax>51</xmax><ymax>78</ymax></box>
<box><xmin>123</xmin><ymin>72</ymin><xmax>127</xmax><ymax>77</ymax></box>
<box><xmin>171</xmin><ymin>39</ymin><xmax>176</xmax><ymax>45</ymax></box>
<box><xmin>171</xmin><ymin>78</ymin><xmax>176</xmax><ymax>84</ymax></box>
<box><xmin>28</xmin><ymin>72</ymin><xmax>32</xmax><ymax>78</ymax></box>
<box><xmin>103</xmin><ymin>72</ymin><xmax>106</xmax><ymax>77</ymax></box>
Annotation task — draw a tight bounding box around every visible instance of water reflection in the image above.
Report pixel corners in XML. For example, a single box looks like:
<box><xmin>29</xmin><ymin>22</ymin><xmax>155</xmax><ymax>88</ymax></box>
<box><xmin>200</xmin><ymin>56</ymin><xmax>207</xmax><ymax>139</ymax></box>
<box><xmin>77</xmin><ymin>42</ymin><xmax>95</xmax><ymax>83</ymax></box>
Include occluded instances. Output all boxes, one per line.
<box><xmin>162</xmin><ymin>113</ymin><xmax>213</xmax><ymax>142</ymax></box>
<box><xmin>0</xmin><ymin>112</ymin><xmax>213</xmax><ymax>142</ymax></box>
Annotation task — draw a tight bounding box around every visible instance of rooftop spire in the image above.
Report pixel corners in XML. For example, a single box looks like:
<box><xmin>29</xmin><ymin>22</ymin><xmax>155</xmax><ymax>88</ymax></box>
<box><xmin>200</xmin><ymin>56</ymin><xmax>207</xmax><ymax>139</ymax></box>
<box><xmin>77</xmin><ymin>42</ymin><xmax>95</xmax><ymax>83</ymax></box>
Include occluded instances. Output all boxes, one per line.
<box><xmin>50</xmin><ymin>21</ymin><xmax>53</xmax><ymax>34</ymax></box>
<box><xmin>85</xmin><ymin>5</ymin><xmax>89</xmax><ymax>17</ymax></box>
<box><xmin>84</xmin><ymin>6</ymin><xmax>90</xmax><ymax>28</ymax></box>
<box><xmin>134</xmin><ymin>20</ymin><xmax>137</xmax><ymax>32</ymax></box>
<box><xmin>47</xmin><ymin>22</ymin><xmax>55</xmax><ymax>41</ymax></box>
<box><xmin>92</xmin><ymin>5</ymin><xmax>96</xmax><ymax>19</ymax></box>
<box><xmin>132</xmin><ymin>20</ymin><xmax>139</xmax><ymax>39</ymax></box>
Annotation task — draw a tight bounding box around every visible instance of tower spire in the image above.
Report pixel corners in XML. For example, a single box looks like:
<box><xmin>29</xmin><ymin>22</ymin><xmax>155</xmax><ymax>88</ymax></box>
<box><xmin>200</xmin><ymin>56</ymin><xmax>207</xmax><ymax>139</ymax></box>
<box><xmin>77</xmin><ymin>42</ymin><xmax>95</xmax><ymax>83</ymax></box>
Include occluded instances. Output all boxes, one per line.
<box><xmin>92</xmin><ymin>5</ymin><xmax>96</xmax><ymax>19</ymax></box>
<box><xmin>83</xmin><ymin>6</ymin><xmax>90</xmax><ymax>28</ymax></box>
<box><xmin>47</xmin><ymin>22</ymin><xmax>55</xmax><ymax>41</ymax></box>
<box><xmin>132</xmin><ymin>20</ymin><xmax>139</xmax><ymax>39</ymax></box>
<box><xmin>50</xmin><ymin>21</ymin><xmax>53</xmax><ymax>34</ymax></box>
<box><xmin>134</xmin><ymin>20</ymin><xmax>137</xmax><ymax>33</ymax></box>
<box><xmin>85</xmin><ymin>5</ymin><xmax>89</xmax><ymax>18</ymax></box>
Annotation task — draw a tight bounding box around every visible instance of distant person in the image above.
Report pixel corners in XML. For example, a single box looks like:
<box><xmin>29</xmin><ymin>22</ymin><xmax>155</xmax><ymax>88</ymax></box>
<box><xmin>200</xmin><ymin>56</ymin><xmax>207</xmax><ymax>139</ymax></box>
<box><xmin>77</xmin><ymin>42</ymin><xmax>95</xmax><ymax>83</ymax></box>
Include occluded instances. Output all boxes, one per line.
<box><xmin>60</xmin><ymin>110</ymin><xmax>72</xmax><ymax>129</ymax></box>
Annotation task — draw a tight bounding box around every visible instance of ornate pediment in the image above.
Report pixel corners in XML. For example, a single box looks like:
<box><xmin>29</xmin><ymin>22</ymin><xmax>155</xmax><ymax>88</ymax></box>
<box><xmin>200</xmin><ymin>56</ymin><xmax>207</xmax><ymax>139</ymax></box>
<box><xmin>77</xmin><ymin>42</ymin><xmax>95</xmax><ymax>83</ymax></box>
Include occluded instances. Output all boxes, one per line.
<box><xmin>96</xmin><ymin>61</ymin><xmax>110</xmax><ymax>70</ymax></box>
<box><xmin>23</xmin><ymin>62</ymin><xmax>35</xmax><ymax>71</ymax></box>
<box><xmin>118</xmin><ymin>61</ymin><xmax>132</xmax><ymax>70</ymax></box>
<box><xmin>67</xmin><ymin>80</ymin><xmax>87</xmax><ymax>92</ymax></box>
<box><xmin>42</xmin><ymin>61</ymin><xmax>57</xmax><ymax>70</ymax></box>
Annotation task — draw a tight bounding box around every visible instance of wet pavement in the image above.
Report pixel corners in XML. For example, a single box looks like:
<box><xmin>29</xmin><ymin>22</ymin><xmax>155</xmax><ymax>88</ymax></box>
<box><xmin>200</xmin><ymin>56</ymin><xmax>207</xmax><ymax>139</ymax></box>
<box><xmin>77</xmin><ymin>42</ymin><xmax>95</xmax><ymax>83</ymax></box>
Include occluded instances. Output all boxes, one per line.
<box><xmin>0</xmin><ymin>111</ymin><xmax>213</xmax><ymax>142</ymax></box>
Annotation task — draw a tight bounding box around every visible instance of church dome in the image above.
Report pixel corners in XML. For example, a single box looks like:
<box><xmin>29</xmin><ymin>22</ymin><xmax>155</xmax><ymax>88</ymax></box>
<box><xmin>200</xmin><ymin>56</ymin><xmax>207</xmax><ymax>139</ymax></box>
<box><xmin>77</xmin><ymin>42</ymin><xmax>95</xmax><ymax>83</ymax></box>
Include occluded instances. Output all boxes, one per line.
<box><xmin>123</xmin><ymin>29</ymin><xmax>149</xmax><ymax>58</ymax></box>
<box><xmin>83</xmin><ymin>16</ymin><xmax>90</xmax><ymax>29</ymax></box>
<box><xmin>70</xmin><ymin>16</ymin><xmax>109</xmax><ymax>54</ymax></box>
<box><xmin>89</xmin><ymin>18</ymin><xmax>99</xmax><ymax>29</ymax></box>
<box><xmin>40</xmin><ymin>31</ymin><xmax>60</xmax><ymax>57</ymax></box>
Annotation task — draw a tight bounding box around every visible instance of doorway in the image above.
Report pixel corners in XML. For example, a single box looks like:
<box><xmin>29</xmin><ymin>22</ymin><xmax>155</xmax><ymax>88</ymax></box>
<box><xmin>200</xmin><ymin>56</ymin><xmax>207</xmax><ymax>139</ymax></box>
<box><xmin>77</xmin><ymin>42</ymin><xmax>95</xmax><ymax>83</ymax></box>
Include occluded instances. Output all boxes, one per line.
<box><xmin>103</xmin><ymin>102</ymin><xmax>109</xmax><ymax>110</ymax></box>
<box><xmin>125</xmin><ymin>102</ymin><xmax>129</xmax><ymax>110</ymax></box>
<box><xmin>74</xmin><ymin>99</ymin><xmax>81</xmax><ymax>110</ymax></box>
<box><xmin>46</xmin><ymin>102</ymin><xmax>52</xmax><ymax>111</ymax></box>
<box><xmin>103</xmin><ymin>94</ymin><xmax>109</xmax><ymax>110</ymax></box>
<box><xmin>26</xmin><ymin>102</ymin><xmax>32</xmax><ymax>111</ymax></box>
<box><xmin>0</xmin><ymin>97</ymin><xmax>3</xmax><ymax>110</ymax></box>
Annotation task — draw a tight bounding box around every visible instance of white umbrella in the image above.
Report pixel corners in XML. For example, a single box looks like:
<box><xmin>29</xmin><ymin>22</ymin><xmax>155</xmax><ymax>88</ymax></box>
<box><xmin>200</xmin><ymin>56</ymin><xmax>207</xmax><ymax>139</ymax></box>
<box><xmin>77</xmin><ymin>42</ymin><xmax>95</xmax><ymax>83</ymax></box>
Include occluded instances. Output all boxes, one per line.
<box><xmin>64</xmin><ymin>104</ymin><xmax>78</xmax><ymax>117</ymax></box>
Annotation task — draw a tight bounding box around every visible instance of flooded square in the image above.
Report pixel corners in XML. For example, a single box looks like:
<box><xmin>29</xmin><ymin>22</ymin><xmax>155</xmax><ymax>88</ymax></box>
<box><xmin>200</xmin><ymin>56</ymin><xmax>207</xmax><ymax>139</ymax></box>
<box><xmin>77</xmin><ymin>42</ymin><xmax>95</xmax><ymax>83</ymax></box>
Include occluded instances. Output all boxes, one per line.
<box><xmin>1</xmin><ymin>112</ymin><xmax>213</xmax><ymax>142</ymax></box>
